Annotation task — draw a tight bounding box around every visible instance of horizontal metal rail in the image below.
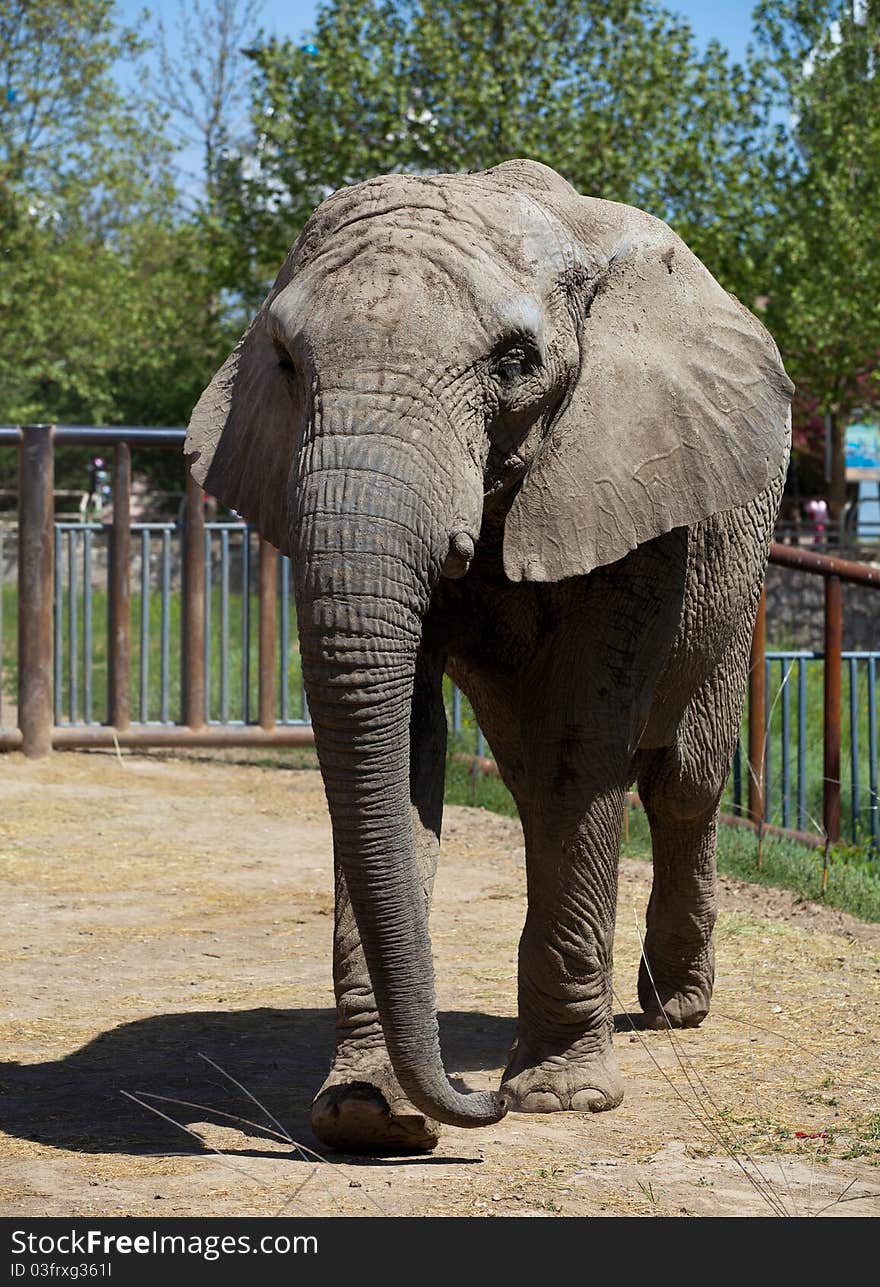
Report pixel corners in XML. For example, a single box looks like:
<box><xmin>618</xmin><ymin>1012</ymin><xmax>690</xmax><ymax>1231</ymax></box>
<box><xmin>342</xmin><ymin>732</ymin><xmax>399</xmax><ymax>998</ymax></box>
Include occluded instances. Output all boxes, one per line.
<box><xmin>0</xmin><ymin>725</ymin><xmax>315</xmax><ymax>750</ymax></box>
<box><xmin>0</xmin><ymin>425</ymin><xmax>186</xmax><ymax>448</ymax></box>
<box><xmin>769</xmin><ymin>541</ymin><xmax>880</xmax><ymax>587</ymax></box>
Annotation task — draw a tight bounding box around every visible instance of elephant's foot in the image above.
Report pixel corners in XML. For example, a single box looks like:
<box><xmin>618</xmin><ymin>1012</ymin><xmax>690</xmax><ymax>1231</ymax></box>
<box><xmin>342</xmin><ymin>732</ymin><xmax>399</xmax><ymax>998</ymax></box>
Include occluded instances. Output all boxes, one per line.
<box><xmin>637</xmin><ymin>948</ymin><xmax>714</xmax><ymax>1030</ymax></box>
<box><xmin>310</xmin><ymin>1061</ymin><xmax>440</xmax><ymax>1154</ymax></box>
<box><xmin>501</xmin><ymin>1040</ymin><xmax>623</xmax><ymax>1114</ymax></box>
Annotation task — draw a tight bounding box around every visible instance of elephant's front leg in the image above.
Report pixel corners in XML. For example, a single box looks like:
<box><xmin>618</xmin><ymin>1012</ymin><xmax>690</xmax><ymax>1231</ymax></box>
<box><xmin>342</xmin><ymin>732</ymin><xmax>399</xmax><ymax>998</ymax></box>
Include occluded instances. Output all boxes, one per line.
<box><xmin>500</xmin><ymin>539</ymin><xmax>683</xmax><ymax>1113</ymax></box>
<box><xmin>501</xmin><ymin>785</ymin><xmax>626</xmax><ymax>1114</ymax></box>
<box><xmin>310</xmin><ymin>648</ymin><xmax>446</xmax><ymax>1153</ymax></box>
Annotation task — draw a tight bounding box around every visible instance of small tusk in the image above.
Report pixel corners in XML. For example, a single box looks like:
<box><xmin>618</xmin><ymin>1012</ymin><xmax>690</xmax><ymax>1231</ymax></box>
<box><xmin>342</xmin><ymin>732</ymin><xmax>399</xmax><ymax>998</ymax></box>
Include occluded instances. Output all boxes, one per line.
<box><xmin>441</xmin><ymin>530</ymin><xmax>475</xmax><ymax>580</ymax></box>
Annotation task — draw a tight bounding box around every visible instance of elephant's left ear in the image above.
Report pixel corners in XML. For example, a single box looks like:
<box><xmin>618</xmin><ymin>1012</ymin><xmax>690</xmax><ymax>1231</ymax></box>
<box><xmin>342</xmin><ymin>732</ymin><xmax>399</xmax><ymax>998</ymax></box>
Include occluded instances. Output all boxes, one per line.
<box><xmin>502</xmin><ymin>197</ymin><xmax>794</xmax><ymax>582</ymax></box>
<box><xmin>185</xmin><ymin>301</ymin><xmax>299</xmax><ymax>557</ymax></box>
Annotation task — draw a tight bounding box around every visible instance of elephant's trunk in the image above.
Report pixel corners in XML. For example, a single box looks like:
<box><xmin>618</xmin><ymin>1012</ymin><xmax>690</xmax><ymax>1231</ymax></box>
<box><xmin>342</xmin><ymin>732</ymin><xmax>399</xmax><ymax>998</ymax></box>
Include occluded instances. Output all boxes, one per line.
<box><xmin>291</xmin><ymin>404</ymin><xmax>504</xmax><ymax>1129</ymax></box>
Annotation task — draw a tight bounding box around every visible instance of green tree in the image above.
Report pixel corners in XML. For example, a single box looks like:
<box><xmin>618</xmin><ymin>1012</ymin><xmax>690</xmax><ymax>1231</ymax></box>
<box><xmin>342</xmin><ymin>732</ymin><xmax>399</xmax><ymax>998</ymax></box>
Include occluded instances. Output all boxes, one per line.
<box><xmin>232</xmin><ymin>0</ymin><xmax>765</xmax><ymax>292</ymax></box>
<box><xmin>0</xmin><ymin>1</ymin><xmax>236</xmax><ymax>489</ymax></box>
<box><xmin>152</xmin><ymin>0</ymin><xmax>265</xmax><ymax>302</ymax></box>
<box><xmin>154</xmin><ymin>0</ymin><xmax>264</xmax><ymax>204</ymax></box>
<box><xmin>0</xmin><ymin>0</ymin><xmax>172</xmax><ymax>231</ymax></box>
<box><xmin>750</xmin><ymin>0</ymin><xmax>880</xmax><ymax>516</ymax></box>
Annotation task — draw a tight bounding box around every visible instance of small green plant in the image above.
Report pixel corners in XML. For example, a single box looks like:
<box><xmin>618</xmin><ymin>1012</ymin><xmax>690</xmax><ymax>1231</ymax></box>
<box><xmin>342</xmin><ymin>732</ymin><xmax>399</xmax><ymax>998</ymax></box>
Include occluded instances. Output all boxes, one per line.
<box><xmin>841</xmin><ymin>1111</ymin><xmax>880</xmax><ymax>1164</ymax></box>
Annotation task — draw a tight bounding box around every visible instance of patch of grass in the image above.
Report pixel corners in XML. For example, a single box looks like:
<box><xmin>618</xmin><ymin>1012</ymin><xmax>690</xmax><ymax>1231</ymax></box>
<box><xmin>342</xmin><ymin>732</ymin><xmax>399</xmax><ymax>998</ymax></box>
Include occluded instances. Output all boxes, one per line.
<box><xmin>443</xmin><ymin>755</ymin><xmax>880</xmax><ymax>923</ymax></box>
<box><xmin>841</xmin><ymin>1111</ymin><xmax>880</xmax><ymax>1163</ymax></box>
<box><xmin>620</xmin><ymin>800</ymin><xmax>880</xmax><ymax>923</ymax></box>
<box><xmin>444</xmin><ymin>752</ymin><xmax>518</xmax><ymax>818</ymax></box>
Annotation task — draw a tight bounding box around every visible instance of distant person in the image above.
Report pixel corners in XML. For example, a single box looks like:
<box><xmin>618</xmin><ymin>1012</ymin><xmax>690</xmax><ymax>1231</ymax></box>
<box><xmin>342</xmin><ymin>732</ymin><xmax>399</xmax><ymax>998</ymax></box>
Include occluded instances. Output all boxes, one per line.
<box><xmin>79</xmin><ymin>457</ymin><xmax>110</xmax><ymax>523</ymax></box>
<box><xmin>804</xmin><ymin>497</ymin><xmax>828</xmax><ymax>546</ymax></box>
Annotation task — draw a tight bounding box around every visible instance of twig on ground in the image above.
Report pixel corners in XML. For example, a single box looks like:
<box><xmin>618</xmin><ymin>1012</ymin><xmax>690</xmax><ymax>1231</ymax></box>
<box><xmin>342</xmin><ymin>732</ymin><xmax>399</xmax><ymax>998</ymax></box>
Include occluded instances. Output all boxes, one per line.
<box><xmin>120</xmin><ymin>1090</ymin><xmax>270</xmax><ymax>1188</ymax></box>
<box><xmin>197</xmin><ymin>1053</ymin><xmax>388</xmax><ymax>1216</ymax></box>
<box><xmin>626</xmin><ymin>914</ymin><xmax>792</xmax><ymax>1216</ymax></box>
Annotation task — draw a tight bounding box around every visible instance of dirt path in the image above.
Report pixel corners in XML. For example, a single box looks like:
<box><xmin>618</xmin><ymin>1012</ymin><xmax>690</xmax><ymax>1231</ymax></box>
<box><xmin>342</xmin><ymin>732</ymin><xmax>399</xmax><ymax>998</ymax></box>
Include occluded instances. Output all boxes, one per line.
<box><xmin>1</xmin><ymin>750</ymin><xmax>878</xmax><ymax>1218</ymax></box>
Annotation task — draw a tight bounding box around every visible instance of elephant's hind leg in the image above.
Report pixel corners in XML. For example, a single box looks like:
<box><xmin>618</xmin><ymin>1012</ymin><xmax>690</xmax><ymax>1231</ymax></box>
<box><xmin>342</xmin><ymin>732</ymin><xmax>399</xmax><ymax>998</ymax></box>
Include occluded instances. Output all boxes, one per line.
<box><xmin>310</xmin><ymin>649</ymin><xmax>445</xmax><ymax>1154</ymax></box>
<box><xmin>635</xmin><ymin>776</ymin><xmax>718</xmax><ymax>1030</ymax></box>
<box><xmin>635</xmin><ymin>663</ymin><xmax>744</xmax><ymax>1030</ymax></box>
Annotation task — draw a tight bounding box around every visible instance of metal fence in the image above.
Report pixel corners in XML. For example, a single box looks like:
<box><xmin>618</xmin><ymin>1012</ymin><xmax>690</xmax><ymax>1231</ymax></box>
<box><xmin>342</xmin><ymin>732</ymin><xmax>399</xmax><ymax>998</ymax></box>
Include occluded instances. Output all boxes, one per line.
<box><xmin>46</xmin><ymin>520</ymin><xmax>309</xmax><ymax>729</ymax></box>
<box><xmin>729</xmin><ymin>651</ymin><xmax>878</xmax><ymax>847</ymax></box>
<box><xmin>1</xmin><ymin>424</ymin><xmax>878</xmax><ymax>853</ymax></box>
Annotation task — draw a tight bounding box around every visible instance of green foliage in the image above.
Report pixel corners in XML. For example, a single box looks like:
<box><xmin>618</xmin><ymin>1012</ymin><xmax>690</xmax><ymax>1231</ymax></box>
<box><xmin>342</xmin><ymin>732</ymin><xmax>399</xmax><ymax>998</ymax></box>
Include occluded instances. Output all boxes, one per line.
<box><xmin>748</xmin><ymin>2</ymin><xmax>880</xmax><ymax>494</ymax></box>
<box><xmin>0</xmin><ymin>0</ymin><xmax>157</xmax><ymax>208</ymax></box>
<box><xmin>1</xmin><ymin>207</ymin><xmax>221</xmax><ymax>424</ymax></box>
<box><xmin>0</xmin><ymin>0</ymin><xmax>237</xmax><ymax>489</ymax></box>
<box><xmin>841</xmin><ymin>1109</ymin><xmax>880</xmax><ymax>1162</ymax></box>
<box><xmin>224</xmin><ymin>0</ymin><xmax>879</xmax><ymax>491</ymax></box>
<box><xmin>235</xmin><ymin>0</ymin><xmax>765</xmax><ymax>286</ymax></box>
<box><xmin>2</xmin><ymin>0</ymin><xmax>877</xmax><ymax>504</ymax></box>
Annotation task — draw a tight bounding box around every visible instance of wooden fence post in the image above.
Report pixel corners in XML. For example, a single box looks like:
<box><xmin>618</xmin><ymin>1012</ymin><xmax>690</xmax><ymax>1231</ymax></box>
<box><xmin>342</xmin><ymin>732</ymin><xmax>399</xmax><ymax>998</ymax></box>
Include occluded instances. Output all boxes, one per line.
<box><xmin>108</xmin><ymin>443</ymin><xmax>131</xmax><ymax>731</ymax></box>
<box><xmin>182</xmin><ymin>469</ymin><xmax>206</xmax><ymax>728</ymax></box>
<box><xmin>258</xmin><ymin>540</ymin><xmax>277</xmax><ymax>731</ymax></box>
<box><xmin>17</xmin><ymin>424</ymin><xmax>54</xmax><ymax>757</ymax></box>
<box><xmin>823</xmin><ymin>574</ymin><xmax>842</xmax><ymax>845</ymax></box>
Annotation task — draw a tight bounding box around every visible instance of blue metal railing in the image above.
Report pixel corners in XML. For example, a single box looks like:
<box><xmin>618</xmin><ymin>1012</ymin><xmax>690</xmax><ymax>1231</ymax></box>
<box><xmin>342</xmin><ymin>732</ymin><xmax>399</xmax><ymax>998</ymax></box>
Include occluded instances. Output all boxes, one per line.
<box><xmin>40</xmin><ymin>520</ymin><xmax>312</xmax><ymax>729</ymax></box>
<box><xmin>729</xmin><ymin>650</ymin><xmax>878</xmax><ymax>847</ymax></box>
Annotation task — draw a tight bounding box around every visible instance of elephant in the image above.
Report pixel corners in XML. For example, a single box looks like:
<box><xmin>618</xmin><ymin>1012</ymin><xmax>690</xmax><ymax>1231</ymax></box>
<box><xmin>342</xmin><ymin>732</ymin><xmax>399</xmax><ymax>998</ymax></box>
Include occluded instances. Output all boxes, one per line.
<box><xmin>184</xmin><ymin>158</ymin><xmax>793</xmax><ymax>1153</ymax></box>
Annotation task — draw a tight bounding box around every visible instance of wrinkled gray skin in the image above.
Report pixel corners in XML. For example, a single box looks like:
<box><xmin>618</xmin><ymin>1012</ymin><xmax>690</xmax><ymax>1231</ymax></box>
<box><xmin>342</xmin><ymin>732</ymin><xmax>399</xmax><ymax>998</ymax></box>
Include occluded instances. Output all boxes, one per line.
<box><xmin>186</xmin><ymin>160</ymin><xmax>793</xmax><ymax>1152</ymax></box>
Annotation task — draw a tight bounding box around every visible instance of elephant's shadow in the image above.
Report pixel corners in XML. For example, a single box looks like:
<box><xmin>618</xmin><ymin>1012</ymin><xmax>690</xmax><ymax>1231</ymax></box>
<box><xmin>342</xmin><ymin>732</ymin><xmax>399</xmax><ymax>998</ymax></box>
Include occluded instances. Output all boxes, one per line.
<box><xmin>0</xmin><ymin>1008</ymin><xmax>517</xmax><ymax>1159</ymax></box>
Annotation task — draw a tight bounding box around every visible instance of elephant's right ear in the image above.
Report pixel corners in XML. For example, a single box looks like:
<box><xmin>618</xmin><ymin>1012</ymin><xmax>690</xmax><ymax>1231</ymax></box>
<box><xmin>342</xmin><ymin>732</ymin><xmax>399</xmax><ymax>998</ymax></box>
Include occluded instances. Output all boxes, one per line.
<box><xmin>185</xmin><ymin>306</ymin><xmax>298</xmax><ymax>556</ymax></box>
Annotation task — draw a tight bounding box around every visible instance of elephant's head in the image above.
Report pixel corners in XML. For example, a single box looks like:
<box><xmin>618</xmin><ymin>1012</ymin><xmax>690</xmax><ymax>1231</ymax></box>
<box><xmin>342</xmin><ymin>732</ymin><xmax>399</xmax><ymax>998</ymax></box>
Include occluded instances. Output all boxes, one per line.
<box><xmin>185</xmin><ymin>159</ymin><xmax>792</xmax><ymax>1130</ymax></box>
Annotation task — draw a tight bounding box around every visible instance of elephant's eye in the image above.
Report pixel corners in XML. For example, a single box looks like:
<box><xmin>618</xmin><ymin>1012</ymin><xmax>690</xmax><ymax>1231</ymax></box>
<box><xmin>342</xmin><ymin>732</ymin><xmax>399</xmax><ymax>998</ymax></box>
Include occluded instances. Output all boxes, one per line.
<box><xmin>493</xmin><ymin>348</ymin><xmax>528</xmax><ymax>384</ymax></box>
<box><xmin>273</xmin><ymin>338</ymin><xmax>296</xmax><ymax>375</ymax></box>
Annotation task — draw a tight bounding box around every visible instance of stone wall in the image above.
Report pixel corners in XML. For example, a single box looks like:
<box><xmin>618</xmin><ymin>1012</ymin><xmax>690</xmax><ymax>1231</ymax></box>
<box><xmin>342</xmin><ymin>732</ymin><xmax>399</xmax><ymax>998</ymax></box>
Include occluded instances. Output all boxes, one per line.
<box><xmin>764</xmin><ymin>562</ymin><xmax>880</xmax><ymax>652</ymax></box>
